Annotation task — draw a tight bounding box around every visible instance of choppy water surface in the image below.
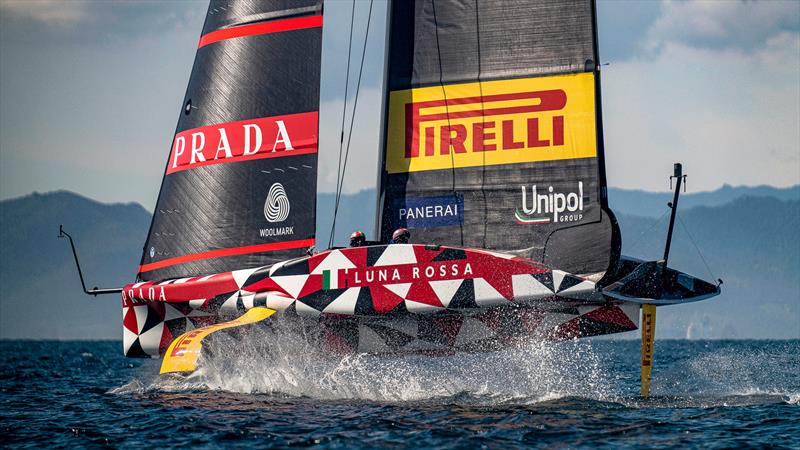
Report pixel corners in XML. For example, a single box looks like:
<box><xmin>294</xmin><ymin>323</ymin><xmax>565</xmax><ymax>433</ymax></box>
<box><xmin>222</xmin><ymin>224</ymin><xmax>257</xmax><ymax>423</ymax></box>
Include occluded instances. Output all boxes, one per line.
<box><xmin>1</xmin><ymin>337</ymin><xmax>798</xmax><ymax>448</ymax></box>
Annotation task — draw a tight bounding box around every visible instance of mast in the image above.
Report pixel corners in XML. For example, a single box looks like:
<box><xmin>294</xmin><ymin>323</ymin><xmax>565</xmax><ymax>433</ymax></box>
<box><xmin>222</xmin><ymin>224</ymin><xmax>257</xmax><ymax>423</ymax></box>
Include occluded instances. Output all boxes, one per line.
<box><xmin>663</xmin><ymin>163</ymin><xmax>685</xmax><ymax>267</ymax></box>
<box><xmin>373</xmin><ymin>0</ymin><xmax>394</xmax><ymax>241</ymax></box>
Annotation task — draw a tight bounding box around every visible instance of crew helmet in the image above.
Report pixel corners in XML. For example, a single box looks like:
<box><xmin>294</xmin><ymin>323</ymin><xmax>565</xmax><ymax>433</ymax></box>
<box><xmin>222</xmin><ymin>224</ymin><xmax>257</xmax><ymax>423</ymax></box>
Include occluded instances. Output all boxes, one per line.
<box><xmin>349</xmin><ymin>230</ymin><xmax>366</xmax><ymax>247</ymax></box>
<box><xmin>391</xmin><ymin>227</ymin><xmax>410</xmax><ymax>244</ymax></box>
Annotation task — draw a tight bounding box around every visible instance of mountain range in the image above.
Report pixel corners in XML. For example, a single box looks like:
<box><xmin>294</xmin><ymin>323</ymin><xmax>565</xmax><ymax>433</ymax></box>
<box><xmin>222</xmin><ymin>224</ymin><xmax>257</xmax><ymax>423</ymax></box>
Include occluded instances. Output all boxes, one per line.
<box><xmin>1</xmin><ymin>185</ymin><xmax>797</xmax><ymax>340</ymax></box>
<box><xmin>608</xmin><ymin>184</ymin><xmax>800</xmax><ymax>218</ymax></box>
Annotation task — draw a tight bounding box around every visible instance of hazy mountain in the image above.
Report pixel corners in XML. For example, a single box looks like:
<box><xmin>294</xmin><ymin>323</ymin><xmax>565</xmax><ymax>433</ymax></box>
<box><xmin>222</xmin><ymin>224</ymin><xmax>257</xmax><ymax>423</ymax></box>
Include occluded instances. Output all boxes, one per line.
<box><xmin>0</xmin><ymin>187</ymin><xmax>797</xmax><ymax>339</ymax></box>
<box><xmin>616</xmin><ymin>196</ymin><xmax>799</xmax><ymax>339</ymax></box>
<box><xmin>608</xmin><ymin>184</ymin><xmax>800</xmax><ymax>218</ymax></box>
<box><xmin>0</xmin><ymin>191</ymin><xmax>150</xmax><ymax>339</ymax></box>
<box><xmin>319</xmin><ymin>184</ymin><xmax>800</xmax><ymax>241</ymax></box>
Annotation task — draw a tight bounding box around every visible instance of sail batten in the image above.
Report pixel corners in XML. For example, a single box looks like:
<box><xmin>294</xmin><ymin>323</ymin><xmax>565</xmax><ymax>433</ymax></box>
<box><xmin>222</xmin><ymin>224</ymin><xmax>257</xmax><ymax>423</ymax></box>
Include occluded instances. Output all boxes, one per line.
<box><xmin>138</xmin><ymin>0</ymin><xmax>323</xmax><ymax>281</ymax></box>
<box><xmin>378</xmin><ymin>0</ymin><xmax>619</xmax><ymax>277</ymax></box>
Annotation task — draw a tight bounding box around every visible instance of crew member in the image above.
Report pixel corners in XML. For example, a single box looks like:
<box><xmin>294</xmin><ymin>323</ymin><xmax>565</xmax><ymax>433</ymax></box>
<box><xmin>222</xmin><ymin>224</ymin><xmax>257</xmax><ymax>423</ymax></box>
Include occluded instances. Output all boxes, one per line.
<box><xmin>390</xmin><ymin>227</ymin><xmax>411</xmax><ymax>244</ymax></box>
<box><xmin>349</xmin><ymin>230</ymin><xmax>366</xmax><ymax>247</ymax></box>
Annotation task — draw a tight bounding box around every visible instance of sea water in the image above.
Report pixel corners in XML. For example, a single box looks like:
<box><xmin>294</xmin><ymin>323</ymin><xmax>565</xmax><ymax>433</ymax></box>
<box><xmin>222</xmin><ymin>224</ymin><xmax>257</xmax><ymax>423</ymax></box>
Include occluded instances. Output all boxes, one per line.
<box><xmin>1</xmin><ymin>338</ymin><xmax>797</xmax><ymax>448</ymax></box>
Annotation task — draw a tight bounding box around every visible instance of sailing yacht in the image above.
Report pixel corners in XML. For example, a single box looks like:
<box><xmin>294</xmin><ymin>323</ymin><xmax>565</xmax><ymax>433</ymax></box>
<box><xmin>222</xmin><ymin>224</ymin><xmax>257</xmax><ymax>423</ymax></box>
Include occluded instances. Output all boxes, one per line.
<box><xmin>62</xmin><ymin>0</ymin><xmax>720</xmax><ymax>397</ymax></box>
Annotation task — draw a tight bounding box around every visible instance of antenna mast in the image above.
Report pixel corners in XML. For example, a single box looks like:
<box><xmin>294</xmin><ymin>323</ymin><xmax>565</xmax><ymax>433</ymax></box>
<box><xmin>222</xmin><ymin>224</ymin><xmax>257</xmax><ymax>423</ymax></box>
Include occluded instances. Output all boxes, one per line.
<box><xmin>663</xmin><ymin>163</ymin><xmax>686</xmax><ymax>267</ymax></box>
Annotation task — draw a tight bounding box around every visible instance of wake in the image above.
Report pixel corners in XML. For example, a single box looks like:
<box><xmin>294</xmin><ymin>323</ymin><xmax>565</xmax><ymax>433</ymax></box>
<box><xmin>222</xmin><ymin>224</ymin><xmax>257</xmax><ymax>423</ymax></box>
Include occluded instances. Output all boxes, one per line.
<box><xmin>111</xmin><ymin>330</ymin><xmax>799</xmax><ymax>408</ymax></box>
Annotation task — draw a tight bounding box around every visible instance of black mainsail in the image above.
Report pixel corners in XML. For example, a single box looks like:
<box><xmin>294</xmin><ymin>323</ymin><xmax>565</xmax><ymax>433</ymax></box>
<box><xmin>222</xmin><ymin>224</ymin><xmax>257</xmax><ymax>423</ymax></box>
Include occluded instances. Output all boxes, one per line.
<box><xmin>138</xmin><ymin>0</ymin><xmax>324</xmax><ymax>281</ymax></box>
<box><xmin>377</xmin><ymin>0</ymin><xmax>620</xmax><ymax>277</ymax></box>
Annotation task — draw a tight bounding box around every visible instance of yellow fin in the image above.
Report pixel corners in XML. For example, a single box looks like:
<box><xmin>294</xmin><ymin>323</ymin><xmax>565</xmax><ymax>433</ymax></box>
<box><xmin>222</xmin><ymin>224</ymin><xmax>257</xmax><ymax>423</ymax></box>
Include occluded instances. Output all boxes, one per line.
<box><xmin>160</xmin><ymin>306</ymin><xmax>275</xmax><ymax>374</ymax></box>
<box><xmin>640</xmin><ymin>303</ymin><xmax>656</xmax><ymax>398</ymax></box>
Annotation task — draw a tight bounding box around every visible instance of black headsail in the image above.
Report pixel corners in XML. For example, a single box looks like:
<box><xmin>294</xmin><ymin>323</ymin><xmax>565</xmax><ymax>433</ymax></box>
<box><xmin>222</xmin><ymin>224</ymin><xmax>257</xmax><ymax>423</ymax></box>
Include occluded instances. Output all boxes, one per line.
<box><xmin>138</xmin><ymin>0</ymin><xmax>324</xmax><ymax>281</ymax></box>
<box><xmin>377</xmin><ymin>0</ymin><xmax>620</xmax><ymax>277</ymax></box>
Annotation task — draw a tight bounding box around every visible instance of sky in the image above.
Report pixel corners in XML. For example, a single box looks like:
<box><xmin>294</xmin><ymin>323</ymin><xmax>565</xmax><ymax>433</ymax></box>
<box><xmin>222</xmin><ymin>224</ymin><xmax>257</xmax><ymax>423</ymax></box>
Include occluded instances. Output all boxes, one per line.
<box><xmin>0</xmin><ymin>0</ymin><xmax>798</xmax><ymax>211</ymax></box>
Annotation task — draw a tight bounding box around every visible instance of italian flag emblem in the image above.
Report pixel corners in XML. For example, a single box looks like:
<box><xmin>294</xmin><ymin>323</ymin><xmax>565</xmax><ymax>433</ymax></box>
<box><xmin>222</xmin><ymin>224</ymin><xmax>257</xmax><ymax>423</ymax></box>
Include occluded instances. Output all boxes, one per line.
<box><xmin>514</xmin><ymin>209</ymin><xmax>551</xmax><ymax>224</ymax></box>
<box><xmin>322</xmin><ymin>269</ymin><xmax>340</xmax><ymax>290</ymax></box>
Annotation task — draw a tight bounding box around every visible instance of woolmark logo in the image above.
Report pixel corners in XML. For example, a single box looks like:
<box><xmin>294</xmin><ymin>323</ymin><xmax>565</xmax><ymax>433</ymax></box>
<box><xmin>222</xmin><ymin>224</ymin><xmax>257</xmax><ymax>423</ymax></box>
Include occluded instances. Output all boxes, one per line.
<box><xmin>264</xmin><ymin>183</ymin><xmax>290</xmax><ymax>223</ymax></box>
<box><xmin>515</xmin><ymin>181</ymin><xmax>585</xmax><ymax>225</ymax></box>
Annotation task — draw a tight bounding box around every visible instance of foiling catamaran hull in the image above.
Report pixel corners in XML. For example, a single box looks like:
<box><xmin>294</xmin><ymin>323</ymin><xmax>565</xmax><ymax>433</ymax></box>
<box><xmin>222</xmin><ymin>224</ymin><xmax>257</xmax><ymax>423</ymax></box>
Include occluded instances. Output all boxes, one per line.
<box><xmin>122</xmin><ymin>244</ymin><xmax>644</xmax><ymax>360</ymax></box>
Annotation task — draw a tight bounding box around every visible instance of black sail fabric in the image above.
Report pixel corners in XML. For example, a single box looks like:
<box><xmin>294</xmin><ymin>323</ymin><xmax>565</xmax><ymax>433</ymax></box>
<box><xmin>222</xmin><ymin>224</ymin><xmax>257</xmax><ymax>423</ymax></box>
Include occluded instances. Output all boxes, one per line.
<box><xmin>138</xmin><ymin>0</ymin><xmax>323</xmax><ymax>281</ymax></box>
<box><xmin>379</xmin><ymin>0</ymin><xmax>620</xmax><ymax>277</ymax></box>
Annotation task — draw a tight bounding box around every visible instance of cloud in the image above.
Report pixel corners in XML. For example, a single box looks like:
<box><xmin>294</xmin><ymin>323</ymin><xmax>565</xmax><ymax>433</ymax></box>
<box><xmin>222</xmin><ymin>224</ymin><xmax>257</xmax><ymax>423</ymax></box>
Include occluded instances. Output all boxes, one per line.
<box><xmin>596</xmin><ymin>0</ymin><xmax>662</xmax><ymax>62</ymax></box>
<box><xmin>0</xmin><ymin>0</ymin><xmax>90</xmax><ymax>24</ymax></box>
<box><xmin>645</xmin><ymin>0</ymin><xmax>800</xmax><ymax>53</ymax></box>
<box><xmin>597</xmin><ymin>0</ymin><xmax>800</xmax><ymax>192</ymax></box>
<box><xmin>0</xmin><ymin>0</ymin><xmax>203</xmax><ymax>43</ymax></box>
<box><xmin>602</xmin><ymin>32</ymin><xmax>800</xmax><ymax>192</ymax></box>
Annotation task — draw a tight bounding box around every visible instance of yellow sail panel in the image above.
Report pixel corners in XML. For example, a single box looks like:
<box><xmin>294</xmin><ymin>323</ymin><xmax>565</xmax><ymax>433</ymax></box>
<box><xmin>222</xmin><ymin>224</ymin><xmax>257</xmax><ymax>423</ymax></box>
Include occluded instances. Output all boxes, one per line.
<box><xmin>385</xmin><ymin>73</ymin><xmax>597</xmax><ymax>174</ymax></box>
<box><xmin>160</xmin><ymin>307</ymin><xmax>275</xmax><ymax>374</ymax></box>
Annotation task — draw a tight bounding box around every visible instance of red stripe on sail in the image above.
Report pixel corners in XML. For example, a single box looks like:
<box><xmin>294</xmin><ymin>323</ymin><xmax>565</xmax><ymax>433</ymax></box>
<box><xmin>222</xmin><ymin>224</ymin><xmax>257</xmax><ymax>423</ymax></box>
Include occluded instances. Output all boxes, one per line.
<box><xmin>198</xmin><ymin>15</ymin><xmax>323</xmax><ymax>48</ymax></box>
<box><xmin>138</xmin><ymin>239</ymin><xmax>316</xmax><ymax>274</ymax></box>
<box><xmin>166</xmin><ymin>111</ymin><xmax>318</xmax><ymax>174</ymax></box>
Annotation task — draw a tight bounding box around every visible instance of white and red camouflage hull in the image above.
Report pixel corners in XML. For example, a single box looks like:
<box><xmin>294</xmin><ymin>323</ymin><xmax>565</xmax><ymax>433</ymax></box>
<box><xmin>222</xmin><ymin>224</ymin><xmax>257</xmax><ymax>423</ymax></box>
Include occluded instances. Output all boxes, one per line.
<box><xmin>121</xmin><ymin>244</ymin><xmax>638</xmax><ymax>358</ymax></box>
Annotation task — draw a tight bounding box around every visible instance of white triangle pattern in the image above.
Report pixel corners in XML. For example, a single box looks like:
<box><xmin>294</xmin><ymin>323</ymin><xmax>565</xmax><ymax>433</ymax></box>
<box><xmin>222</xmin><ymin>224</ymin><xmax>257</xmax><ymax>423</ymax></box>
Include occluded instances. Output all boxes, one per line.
<box><xmin>322</xmin><ymin>287</ymin><xmax>360</xmax><ymax>315</ymax></box>
<box><xmin>241</xmin><ymin>293</ymin><xmax>255</xmax><ymax>310</ymax></box>
<box><xmin>429</xmin><ymin>279</ymin><xmax>463</xmax><ymax>308</ymax></box>
<box><xmin>311</xmin><ymin>250</ymin><xmax>356</xmax><ymax>274</ymax></box>
<box><xmin>405</xmin><ymin>300</ymin><xmax>443</xmax><ymax>314</ymax></box>
<box><xmin>272</xmin><ymin>274</ymin><xmax>309</xmax><ymax>299</ymax></box>
<box><xmin>188</xmin><ymin>299</ymin><xmax>207</xmax><ymax>309</ymax></box>
<box><xmin>552</xmin><ymin>270</ymin><xmax>566</xmax><ymax>292</ymax></box>
<box><xmin>133</xmin><ymin>305</ymin><xmax>149</xmax><ymax>334</ymax></box>
<box><xmin>266</xmin><ymin>293</ymin><xmax>295</xmax><ymax>311</ymax></box>
<box><xmin>268</xmin><ymin>260</ymin><xmax>289</xmax><ymax>276</ymax></box>
<box><xmin>122</xmin><ymin>327</ymin><xmax>137</xmax><ymax>355</ymax></box>
<box><xmin>373</xmin><ymin>244</ymin><xmax>417</xmax><ymax>267</ymax></box>
<box><xmin>511</xmin><ymin>274</ymin><xmax>553</xmax><ymax>302</ymax></box>
<box><xmin>295</xmin><ymin>301</ymin><xmax>321</xmax><ymax>318</ymax></box>
<box><xmin>138</xmin><ymin>322</ymin><xmax>164</xmax><ymax>357</ymax></box>
<box><xmin>220</xmin><ymin>292</ymin><xmax>240</xmax><ymax>314</ymax></box>
<box><xmin>473</xmin><ymin>278</ymin><xmax>507</xmax><ymax>307</ymax></box>
<box><xmin>384</xmin><ymin>282</ymin><xmax>412</xmax><ymax>299</ymax></box>
<box><xmin>232</xmin><ymin>267</ymin><xmax>260</xmax><ymax>288</ymax></box>
<box><xmin>558</xmin><ymin>280</ymin><xmax>597</xmax><ymax>299</ymax></box>
<box><xmin>620</xmin><ymin>302</ymin><xmax>640</xmax><ymax>326</ymax></box>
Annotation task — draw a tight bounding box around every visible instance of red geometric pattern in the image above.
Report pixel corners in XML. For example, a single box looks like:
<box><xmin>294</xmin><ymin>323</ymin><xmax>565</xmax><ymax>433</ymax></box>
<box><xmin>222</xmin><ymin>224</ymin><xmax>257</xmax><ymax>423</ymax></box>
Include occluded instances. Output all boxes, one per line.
<box><xmin>121</xmin><ymin>244</ymin><xmax>639</xmax><ymax>357</ymax></box>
